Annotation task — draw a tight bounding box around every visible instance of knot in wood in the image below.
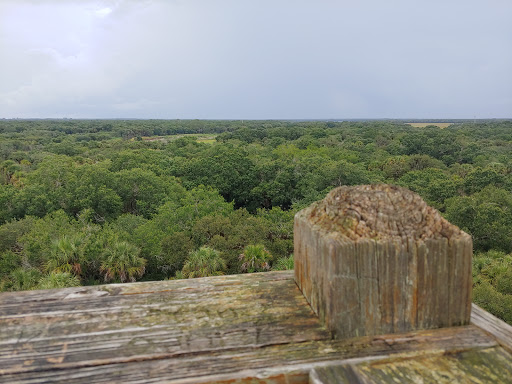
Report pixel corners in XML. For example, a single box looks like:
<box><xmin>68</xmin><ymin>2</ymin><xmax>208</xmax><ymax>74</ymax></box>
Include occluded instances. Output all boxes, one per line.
<box><xmin>308</xmin><ymin>184</ymin><xmax>463</xmax><ymax>241</ymax></box>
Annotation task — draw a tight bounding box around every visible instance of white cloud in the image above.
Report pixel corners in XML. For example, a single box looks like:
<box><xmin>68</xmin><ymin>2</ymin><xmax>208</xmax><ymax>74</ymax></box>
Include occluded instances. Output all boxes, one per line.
<box><xmin>95</xmin><ymin>7</ymin><xmax>112</xmax><ymax>17</ymax></box>
<box><xmin>0</xmin><ymin>0</ymin><xmax>511</xmax><ymax>118</ymax></box>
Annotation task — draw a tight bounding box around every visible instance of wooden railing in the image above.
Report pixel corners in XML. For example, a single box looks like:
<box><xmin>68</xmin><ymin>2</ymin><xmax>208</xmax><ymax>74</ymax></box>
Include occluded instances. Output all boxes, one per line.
<box><xmin>3</xmin><ymin>185</ymin><xmax>512</xmax><ymax>384</ymax></box>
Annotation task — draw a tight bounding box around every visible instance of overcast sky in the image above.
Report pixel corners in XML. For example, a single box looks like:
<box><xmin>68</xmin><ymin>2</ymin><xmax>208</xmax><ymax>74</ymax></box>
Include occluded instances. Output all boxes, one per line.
<box><xmin>1</xmin><ymin>0</ymin><xmax>511</xmax><ymax>119</ymax></box>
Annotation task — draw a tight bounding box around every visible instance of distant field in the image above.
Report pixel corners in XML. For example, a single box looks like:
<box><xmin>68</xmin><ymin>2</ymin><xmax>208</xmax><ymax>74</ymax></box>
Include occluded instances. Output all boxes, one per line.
<box><xmin>195</xmin><ymin>135</ymin><xmax>217</xmax><ymax>144</ymax></box>
<box><xmin>141</xmin><ymin>133</ymin><xmax>217</xmax><ymax>143</ymax></box>
<box><xmin>406</xmin><ymin>122</ymin><xmax>453</xmax><ymax>128</ymax></box>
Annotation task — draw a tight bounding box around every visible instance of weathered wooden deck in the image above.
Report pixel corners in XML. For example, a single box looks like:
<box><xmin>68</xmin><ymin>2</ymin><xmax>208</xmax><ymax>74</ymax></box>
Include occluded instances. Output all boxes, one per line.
<box><xmin>1</xmin><ymin>271</ymin><xmax>512</xmax><ymax>383</ymax></box>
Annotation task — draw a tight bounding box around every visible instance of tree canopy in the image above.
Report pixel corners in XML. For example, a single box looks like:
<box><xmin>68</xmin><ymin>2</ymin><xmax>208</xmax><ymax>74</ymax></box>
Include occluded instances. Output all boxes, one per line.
<box><xmin>1</xmin><ymin>118</ymin><xmax>511</xmax><ymax>323</ymax></box>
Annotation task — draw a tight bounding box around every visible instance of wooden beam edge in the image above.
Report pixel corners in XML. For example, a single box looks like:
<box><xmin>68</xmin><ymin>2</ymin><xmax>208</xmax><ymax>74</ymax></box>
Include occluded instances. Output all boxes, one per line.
<box><xmin>470</xmin><ymin>303</ymin><xmax>512</xmax><ymax>353</ymax></box>
<box><xmin>0</xmin><ymin>271</ymin><xmax>296</xmax><ymax>306</ymax></box>
<box><xmin>167</xmin><ymin>346</ymin><xmax>500</xmax><ymax>384</ymax></box>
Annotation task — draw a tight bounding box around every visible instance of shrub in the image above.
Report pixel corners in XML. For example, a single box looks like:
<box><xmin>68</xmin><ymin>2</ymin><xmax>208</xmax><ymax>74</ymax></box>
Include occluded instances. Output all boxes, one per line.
<box><xmin>239</xmin><ymin>244</ymin><xmax>272</xmax><ymax>273</ymax></box>
<box><xmin>181</xmin><ymin>247</ymin><xmax>226</xmax><ymax>278</ymax></box>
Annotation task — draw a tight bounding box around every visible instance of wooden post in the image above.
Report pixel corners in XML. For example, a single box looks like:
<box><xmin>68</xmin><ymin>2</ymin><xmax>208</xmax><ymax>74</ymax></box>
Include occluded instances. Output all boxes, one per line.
<box><xmin>294</xmin><ymin>184</ymin><xmax>472</xmax><ymax>339</ymax></box>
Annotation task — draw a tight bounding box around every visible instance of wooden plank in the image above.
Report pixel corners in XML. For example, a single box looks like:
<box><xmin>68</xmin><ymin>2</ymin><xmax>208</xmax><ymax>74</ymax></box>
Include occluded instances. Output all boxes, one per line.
<box><xmin>358</xmin><ymin>347</ymin><xmax>512</xmax><ymax>383</ymax></box>
<box><xmin>471</xmin><ymin>303</ymin><xmax>512</xmax><ymax>353</ymax></box>
<box><xmin>0</xmin><ymin>271</ymin><xmax>329</xmax><ymax>376</ymax></box>
<box><xmin>0</xmin><ymin>325</ymin><xmax>497</xmax><ymax>384</ymax></box>
<box><xmin>311</xmin><ymin>347</ymin><xmax>512</xmax><ymax>384</ymax></box>
<box><xmin>1</xmin><ymin>269</ymin><xmax>501</xmax><ymax>384</ymax></box>
<box><xmin>310</xmin><ymin>365</ymin><xmax>358</xmax><ymax>384</ymax></box>
<box><xmin>0</xmin><ymin>270</ymin><xmax>294</xmax><ymax>306</ymax></box>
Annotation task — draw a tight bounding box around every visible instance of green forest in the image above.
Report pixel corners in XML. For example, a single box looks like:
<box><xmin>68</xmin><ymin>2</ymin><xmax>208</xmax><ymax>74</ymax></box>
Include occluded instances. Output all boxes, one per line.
<box><xmin>1</xmin><ymin>119</ymin><xmax>511</xmax><ymax>323</ymax></box>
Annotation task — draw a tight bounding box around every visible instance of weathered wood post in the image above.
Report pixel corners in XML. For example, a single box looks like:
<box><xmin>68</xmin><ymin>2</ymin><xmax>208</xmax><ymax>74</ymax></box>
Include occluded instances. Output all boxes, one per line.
<box><xmin>294</xmin><ymin>184</ymin><xmax>472</xmax><ymax>339</ymax></box>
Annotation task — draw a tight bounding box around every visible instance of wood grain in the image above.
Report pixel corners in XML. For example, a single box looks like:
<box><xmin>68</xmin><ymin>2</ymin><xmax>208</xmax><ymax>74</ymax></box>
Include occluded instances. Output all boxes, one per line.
<box><xmin>471</xmin><ymin>303</ymin><xmax>512</xmax><ymax>353</ymax></box>
<box><xmin>0</xmin><ymin>271</ymin><xmax>327</xmax><ymax>376</ymax></box>
<box><xmin>311</xmin><ymin>347</ymin><xmax>512</xmax><ymax>384</ymax></box>
<box><xmin>294</xmin><ymin>185</ymin><xmax>473</xmax><ymax>338</ymax></box>
<box><xmin>0</xmin><ymin>323</ymin><xmax>497</xmax><ymax>383</ymax></box>
<box><xmin>0</xmin><ymin>271</ymin><xmax>505</xmax><ymax>383</ymax></box>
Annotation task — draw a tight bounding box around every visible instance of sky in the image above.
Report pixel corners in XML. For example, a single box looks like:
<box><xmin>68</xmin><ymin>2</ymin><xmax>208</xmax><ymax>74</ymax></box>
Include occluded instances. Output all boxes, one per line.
<box><xmin>0</xmin><ymin>0</ymin><xmax>511</xmax><ymax>119</ymax></box>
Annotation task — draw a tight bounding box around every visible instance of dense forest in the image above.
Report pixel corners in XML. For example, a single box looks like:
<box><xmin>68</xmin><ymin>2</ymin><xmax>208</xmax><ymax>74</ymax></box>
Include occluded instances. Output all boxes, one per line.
<box><xmin>1</xmin><ymin>119</ymin><xmax>511</xmax><ymax>323</ymax></box>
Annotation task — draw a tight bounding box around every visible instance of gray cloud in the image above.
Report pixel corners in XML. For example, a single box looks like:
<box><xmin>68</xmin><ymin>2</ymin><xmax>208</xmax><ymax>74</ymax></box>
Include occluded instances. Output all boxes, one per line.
<box><xmin>1</xmin><ymin>0</ymin><xmax>511</xmax><ymax>119</ymax></box>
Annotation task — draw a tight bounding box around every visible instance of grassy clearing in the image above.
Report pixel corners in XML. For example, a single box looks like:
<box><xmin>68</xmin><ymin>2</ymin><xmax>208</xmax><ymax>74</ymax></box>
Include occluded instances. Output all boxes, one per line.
<box><xmin>195</xmin><ymin>135</ymin><xmax>217</xmax><ymax>144</ymax></box>
<box><xmin>140</xmin><ymin>133</ymin><xmax>218</xmax><ymax>143</ymax></box>
<box><xmin>406</xmin><ymin>123</ymin><xmax>453</xmax><ymax>128</ymax></box>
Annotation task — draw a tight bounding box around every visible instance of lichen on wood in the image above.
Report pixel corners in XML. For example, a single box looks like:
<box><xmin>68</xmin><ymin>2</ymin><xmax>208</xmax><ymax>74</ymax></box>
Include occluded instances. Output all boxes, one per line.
<box><xmin>294</xmin><ymin>184</ymin><xmax>473</xmax><ymax>339</ymax></box>
<box><xmin>1</xmin><ymin>271</ymin><xmax>511</xmax><ymax>383</ymax></box>
<box><xmin>306</xmin><ymin>184</ymin><xmax>465</xmax><ymax>242</ymax></box>
<box><xmin>311</xmin><ymin>347</ymin><xmax>512</xmax><ymax>384</ymax></box>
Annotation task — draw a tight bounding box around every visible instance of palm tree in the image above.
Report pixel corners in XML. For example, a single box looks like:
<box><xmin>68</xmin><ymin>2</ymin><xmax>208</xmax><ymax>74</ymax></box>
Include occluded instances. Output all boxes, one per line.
<box><xmin>239</xmin><ymin>244</ymin><xmax>272</xmax><ymax>273</ymax></box>
<box><xmin>100</xmin><ymin>241</ymin><xmax>146</xmax><ymax>283</ymax></box>
<box><xmin>171</xmin><ymin>270</ymin><xmax>185</xmax><ymax>280</ymax></box>
<box><xmin>46</xmin><ymin>235</ymin><xmax>84</xmax><ymax>277</ymax></box>
<box><xmin>273</xmin><ymin>254</ymin><xmax>294</xmax><ymax>271</ymax></box>
<box><xmin>181</xmin><ymin>247</ymin><xmax>226</xmax><ymax>278</ymax></box>
<box><xmin>37</xmin><ymin>272</ymin><xmax>81</xmax><ymax>290</ymax></box>
<box><xmin>6</xmin><ymin>268</ymin><xmax>41</xmax><ymax>291</ymax></box>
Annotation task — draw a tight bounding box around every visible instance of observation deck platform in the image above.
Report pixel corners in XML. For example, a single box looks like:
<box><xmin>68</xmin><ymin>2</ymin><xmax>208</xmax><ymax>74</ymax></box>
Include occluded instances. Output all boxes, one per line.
<box><xmin>1</xmin><ymin>271</ymin><xmax>512</xmax><ymax>383</ymax></box>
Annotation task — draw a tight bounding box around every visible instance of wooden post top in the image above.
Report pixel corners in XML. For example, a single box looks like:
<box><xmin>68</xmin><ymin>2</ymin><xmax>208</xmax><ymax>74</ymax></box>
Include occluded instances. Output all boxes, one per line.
<box><xmin>294</xmin><ymin>184</ymin><xmax>473</xmax><ymax>339</ymax></box>
<box><xmin>304</xmin><ymin>184</ymin><xmax>469</xmax><ymax>243</ymax></box>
